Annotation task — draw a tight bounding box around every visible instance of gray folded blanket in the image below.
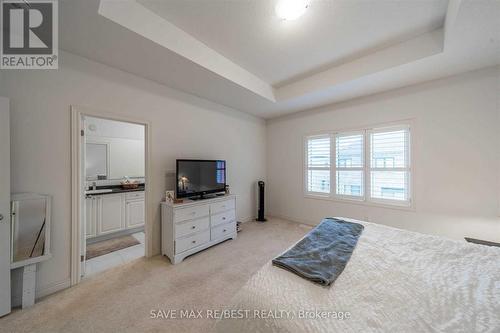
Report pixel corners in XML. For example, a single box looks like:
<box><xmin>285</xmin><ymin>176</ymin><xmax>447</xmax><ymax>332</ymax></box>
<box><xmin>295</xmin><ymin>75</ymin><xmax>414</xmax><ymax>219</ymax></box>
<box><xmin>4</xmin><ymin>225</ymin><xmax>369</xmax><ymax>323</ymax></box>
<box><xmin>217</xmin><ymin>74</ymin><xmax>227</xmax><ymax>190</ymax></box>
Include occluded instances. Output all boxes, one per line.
<box><xmin>272</xmin><ymin>218</ymin><xmax>364</xmax><ymax>286</ymax></box>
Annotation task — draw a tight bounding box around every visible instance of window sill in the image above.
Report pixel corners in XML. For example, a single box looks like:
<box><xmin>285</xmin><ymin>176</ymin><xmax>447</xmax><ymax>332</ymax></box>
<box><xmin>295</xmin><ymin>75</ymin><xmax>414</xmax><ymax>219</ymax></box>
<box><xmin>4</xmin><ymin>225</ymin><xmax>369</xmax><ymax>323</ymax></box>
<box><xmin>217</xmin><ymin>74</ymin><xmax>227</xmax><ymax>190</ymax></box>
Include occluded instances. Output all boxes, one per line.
<box><xmin>304</xmin><ymin>193</ymin><xmax>415</xmax><ymax>212</ymax></box>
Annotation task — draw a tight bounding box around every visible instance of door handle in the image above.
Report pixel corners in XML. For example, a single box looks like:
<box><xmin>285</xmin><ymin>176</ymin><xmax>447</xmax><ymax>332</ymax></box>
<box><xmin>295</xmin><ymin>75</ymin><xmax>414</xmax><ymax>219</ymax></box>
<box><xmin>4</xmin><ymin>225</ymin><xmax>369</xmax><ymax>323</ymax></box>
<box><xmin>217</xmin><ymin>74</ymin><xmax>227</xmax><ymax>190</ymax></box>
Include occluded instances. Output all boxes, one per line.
<box><xmin>0</xmin><ymin>214</ymin><xmax>3</xmax><ymax>222</ymax></box>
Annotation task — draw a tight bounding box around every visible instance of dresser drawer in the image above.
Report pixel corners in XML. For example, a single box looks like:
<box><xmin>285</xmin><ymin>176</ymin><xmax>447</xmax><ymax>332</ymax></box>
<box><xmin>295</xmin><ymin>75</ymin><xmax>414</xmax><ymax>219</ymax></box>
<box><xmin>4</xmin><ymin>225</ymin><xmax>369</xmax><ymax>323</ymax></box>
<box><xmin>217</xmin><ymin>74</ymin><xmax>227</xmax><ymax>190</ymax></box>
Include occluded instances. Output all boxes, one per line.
<box><xmin>175</xmin><ymin>230</ymin><xmax>210</xmax><ymax>254</ymax></box>
<box><xmin>211</xmin><ymin>209</ymin><xmax>236</xmax><ymax>227</ymax></box>
<box><xmin>125</xmin><ymin>191</ymin><xmax>144</xmax><ymax>200</ymax></box>
<box><xmin>211</xmin><ymin>222</ymin><xmax>236</xmax><ymax>240</ymax></box>
<box><xmin>174</xmin><ymin>204</ymin><xmax>210</xmax><ymax>223</ymax></box>
<box><xmin>210</xmin><ymin>199</ymin><xmax>235</xmax><ymax>215</ymax></box>
<box><xmin>175</xmin><ymin>217</ymin><xmax>209</xmax><ymax>238</ymax></box>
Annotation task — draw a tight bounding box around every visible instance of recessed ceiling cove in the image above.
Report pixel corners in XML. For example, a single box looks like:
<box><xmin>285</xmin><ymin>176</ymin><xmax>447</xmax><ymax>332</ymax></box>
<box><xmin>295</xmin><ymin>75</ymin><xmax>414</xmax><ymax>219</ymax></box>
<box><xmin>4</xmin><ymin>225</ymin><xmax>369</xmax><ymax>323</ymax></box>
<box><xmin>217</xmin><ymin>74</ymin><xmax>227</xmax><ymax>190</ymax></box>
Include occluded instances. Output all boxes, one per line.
<box><xmin>139</xmin><ymin>0</ymin><xmax>448</xmax><ymax>86</ymax></box>
<box><xmin>60</xmin><ymin>0</ymin><xmax>500</xmax><ymax>118</ymax></box>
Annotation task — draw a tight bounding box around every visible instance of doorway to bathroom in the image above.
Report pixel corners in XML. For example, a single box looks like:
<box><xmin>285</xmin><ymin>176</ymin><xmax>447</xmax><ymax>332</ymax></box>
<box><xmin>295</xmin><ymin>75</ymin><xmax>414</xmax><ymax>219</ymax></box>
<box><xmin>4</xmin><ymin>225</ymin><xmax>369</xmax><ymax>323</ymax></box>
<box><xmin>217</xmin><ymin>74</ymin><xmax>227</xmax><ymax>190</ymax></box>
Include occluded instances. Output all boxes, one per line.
<box><xmin>71</xmin><ymin>106</ymin><xmax>152</xmax><ymax>285</ymax></box>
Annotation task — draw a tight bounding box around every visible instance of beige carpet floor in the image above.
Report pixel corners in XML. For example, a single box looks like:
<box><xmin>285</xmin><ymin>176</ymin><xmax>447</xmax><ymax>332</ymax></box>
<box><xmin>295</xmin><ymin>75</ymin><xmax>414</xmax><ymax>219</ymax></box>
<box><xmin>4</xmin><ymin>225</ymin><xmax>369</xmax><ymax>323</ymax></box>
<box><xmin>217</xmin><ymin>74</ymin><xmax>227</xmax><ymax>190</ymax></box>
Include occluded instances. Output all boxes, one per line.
<box><xmin>1</xmin><ymin>218</ymin><xmax>311</xmax><ymax>333</ymax></box>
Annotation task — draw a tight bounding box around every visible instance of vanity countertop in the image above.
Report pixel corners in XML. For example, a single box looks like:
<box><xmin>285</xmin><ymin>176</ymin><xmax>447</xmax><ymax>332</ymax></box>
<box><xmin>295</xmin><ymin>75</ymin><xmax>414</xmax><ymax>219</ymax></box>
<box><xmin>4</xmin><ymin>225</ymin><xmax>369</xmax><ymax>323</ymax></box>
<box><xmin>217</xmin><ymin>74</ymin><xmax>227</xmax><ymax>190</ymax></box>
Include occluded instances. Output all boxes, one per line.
<box><xmin>86</xmin><ymin>185</ymin><xmax>145</xmax><ymax>197</ymax></box>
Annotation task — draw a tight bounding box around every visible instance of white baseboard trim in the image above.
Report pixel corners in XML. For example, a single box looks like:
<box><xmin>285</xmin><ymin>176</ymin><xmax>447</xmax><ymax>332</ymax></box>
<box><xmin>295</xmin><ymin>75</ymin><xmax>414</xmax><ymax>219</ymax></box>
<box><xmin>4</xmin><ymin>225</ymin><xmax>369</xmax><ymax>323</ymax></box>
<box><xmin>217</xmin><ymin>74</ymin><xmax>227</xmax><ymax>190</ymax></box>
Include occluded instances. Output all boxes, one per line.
<box><xmin>267</xmin><ymin>213</ymin><xmax>318</xmax><ymax>227</ymax></box>
<box><xmin>37</xmin><ymin>279</ymin><xmax>71</xmax><ymax>300</ymax></box>
<box><xmin>11</xmin><ymin>278</ymin><xmax>71</xmax><ymax>308</ymax></box>
<box><xmin>239</xmin><ymin>216</ymin><xmax>256</xmax><ymax>223</ymax></box>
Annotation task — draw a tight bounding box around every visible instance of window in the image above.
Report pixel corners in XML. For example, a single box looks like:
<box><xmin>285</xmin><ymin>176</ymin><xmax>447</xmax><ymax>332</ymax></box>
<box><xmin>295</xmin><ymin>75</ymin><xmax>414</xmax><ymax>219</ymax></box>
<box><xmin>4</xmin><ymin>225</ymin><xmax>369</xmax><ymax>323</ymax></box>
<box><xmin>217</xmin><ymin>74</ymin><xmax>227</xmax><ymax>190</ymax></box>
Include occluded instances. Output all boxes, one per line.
<box><xmin>335</xmin><ymin>133</ymin><xmax>364</xmax><ymax>198</ymax></box>
<box><xmin>369</xmin><ymin>127</ymin><xmax>410</xmax><ymax>203</ymax></box>
<box><xmin>216</xmin><ymin>160</ymin><xmax>225</xmax><ymax>184</ymax></box>
<box><xmin>305</xmin><ymin>135</ymin><xmax>330</xmax><ymax>194</ymax></box>
<box><xmin>344</xmin><ymin>185</ymin><xmax>361</xmax><ymax>196</ymax></box>
<box><xmin>304</xmin><ymin>123</ymin><xmax>411</xmax><ymax>207</ymax></box>
<box><xmin>374</xmin><ymin>157</ymin><xmax>394</xmax><ymax>168</ymax></box>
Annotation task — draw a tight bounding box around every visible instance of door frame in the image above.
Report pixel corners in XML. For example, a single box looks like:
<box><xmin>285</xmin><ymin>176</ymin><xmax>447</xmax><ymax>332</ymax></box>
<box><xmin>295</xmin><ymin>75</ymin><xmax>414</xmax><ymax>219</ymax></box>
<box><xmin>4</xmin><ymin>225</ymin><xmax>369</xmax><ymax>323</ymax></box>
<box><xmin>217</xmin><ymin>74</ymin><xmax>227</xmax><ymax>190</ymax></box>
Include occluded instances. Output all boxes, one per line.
<box><xmin>0</xmin><ymin>97</ymin><xmax>11</xmax><ymax>316</ymax></box>
<box><xmin>70</xmin><ymin>105</ymin><xmax>152</xmax><ymax>286</ymax></box>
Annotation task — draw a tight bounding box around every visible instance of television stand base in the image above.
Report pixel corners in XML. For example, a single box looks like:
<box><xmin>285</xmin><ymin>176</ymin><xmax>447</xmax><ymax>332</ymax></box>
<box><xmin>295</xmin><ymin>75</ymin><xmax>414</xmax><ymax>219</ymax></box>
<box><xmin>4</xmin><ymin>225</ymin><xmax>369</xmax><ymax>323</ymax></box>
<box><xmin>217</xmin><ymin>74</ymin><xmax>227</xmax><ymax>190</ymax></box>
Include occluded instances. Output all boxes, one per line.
<box><xmin>189</xmin><ymin>195</ymin><xmax>216</xmax><ymax>201</ymax></box>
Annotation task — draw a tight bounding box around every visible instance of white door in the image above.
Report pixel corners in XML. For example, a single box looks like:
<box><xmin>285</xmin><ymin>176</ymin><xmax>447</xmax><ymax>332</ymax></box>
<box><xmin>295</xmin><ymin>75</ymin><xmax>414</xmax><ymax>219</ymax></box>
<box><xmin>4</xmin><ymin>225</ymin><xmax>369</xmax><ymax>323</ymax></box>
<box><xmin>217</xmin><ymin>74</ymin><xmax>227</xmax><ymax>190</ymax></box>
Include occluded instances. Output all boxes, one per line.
<box><xmin>98</xmin><ymin>194</ymin><xmax>124</xmax><ymax>234</ymax></box>
<box><xmin>0</xmin><ymin>97</ymin><xmax>11</xmax><ymax>316</ymax></box>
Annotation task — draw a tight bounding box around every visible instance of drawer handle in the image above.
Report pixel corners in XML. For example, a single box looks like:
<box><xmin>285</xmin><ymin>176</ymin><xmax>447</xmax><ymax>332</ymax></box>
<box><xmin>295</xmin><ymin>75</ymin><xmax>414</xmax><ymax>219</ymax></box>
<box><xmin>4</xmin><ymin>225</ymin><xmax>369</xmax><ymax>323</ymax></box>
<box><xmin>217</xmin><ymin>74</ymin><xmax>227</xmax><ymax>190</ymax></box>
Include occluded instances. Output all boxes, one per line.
<box><xmin>221</xmin><ymin>205</ymin><xmax>226</xmax><ymax>208</ymax></box>
<box><xmin>192</xmin><ymin>240</ymin><xmax>196</xmax><ymax>244</ymax></box>
<box><xmin>190</xmin><ymin>212</ymin><xmax>196</xmax><ymax>215</ymax></box>
<box><xmin>223</xmin><ymin>229</ymin><xmax>227</xmax><ymax>232</ymax></box>
<box><xmin>191</xmin><ymin>226</ymin><xmax>196</xmax><ymax>229</ymax></box>
<box><xmin>222</xmin><ymin>217</ymin><xmax>226</xmax><ymax>220</ymax></box>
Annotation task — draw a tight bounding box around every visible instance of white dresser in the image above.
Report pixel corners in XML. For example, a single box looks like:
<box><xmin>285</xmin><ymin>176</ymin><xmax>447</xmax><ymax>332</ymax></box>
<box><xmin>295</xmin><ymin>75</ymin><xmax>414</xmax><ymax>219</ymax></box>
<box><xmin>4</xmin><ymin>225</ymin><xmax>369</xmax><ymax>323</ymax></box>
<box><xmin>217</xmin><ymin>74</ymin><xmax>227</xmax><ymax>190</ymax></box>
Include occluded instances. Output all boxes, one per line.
<box><xmin>161</xmin><ymin>195</ymin><xmax>237</xmax><ymax>264</ymax></box>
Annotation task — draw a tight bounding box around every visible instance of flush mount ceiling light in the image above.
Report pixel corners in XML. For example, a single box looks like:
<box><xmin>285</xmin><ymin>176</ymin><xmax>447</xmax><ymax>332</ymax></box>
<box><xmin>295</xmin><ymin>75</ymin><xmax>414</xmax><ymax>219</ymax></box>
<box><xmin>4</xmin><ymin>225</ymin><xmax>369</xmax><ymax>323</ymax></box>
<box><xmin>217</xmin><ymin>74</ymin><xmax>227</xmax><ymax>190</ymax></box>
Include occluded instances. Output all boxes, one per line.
<box><xmin>275</xmin><ymin>0</ymin><xmax>310</xmax><ymax>21</ymax></box>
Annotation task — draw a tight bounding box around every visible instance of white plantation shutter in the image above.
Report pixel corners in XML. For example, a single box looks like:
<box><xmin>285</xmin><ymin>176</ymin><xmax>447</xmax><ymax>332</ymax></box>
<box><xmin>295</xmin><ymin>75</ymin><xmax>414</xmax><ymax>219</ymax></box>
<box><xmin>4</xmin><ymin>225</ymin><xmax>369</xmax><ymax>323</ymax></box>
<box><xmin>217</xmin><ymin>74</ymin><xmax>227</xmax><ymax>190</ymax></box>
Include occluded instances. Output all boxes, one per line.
<box><xmin>369</xmin><ymin>126</ymin><xmax>410</xmax><ymax>204</ymax></box>
<box><xmin>304</xmin><ymin>123</ymin><xmax>412</xmax><ymax>207</ymax></box>
<box><xmin>335</xmin><ymin>133</ymin><xmax>364</xmax><ymax>197</ymax></box>
<box><xmin>305</xmin><ymin>135</ymin><xmax>330</xmax><ymax>194</ymax></box>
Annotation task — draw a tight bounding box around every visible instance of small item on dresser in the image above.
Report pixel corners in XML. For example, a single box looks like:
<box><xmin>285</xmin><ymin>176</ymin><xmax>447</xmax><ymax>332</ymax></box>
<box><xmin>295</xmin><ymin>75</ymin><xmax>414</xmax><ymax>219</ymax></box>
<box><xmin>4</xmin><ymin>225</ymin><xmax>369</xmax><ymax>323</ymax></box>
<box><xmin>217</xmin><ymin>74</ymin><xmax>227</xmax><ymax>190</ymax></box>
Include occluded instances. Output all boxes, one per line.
<box><xmin>165</xmin><ymin>190</ymin><xmax>175</xmax><ymax>203</ymax></box>
<box><xmin>121</xmin><ymin>178</ymin><xmax>139</xmax><ymax>189</ymax></box>
<box><xmin>173</xmin><ymin>198</ymin><xmax>183</xmax><ymax>204</ymax></box>
<box><xmin>225</xmin><ymin>185</ymin><xmax>230</xmax><ymax>195</ymax></box>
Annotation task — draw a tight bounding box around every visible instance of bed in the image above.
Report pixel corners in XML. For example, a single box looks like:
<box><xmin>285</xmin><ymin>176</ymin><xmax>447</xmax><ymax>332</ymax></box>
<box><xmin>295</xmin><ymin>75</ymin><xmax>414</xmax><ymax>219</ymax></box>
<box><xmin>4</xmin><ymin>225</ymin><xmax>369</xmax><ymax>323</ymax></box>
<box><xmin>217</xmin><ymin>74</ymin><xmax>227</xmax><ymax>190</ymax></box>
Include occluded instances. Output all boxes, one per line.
<box><xmin>215</xmin><ymin>218</ymin><xmax>500</xmax><ymax>332</ymax></box>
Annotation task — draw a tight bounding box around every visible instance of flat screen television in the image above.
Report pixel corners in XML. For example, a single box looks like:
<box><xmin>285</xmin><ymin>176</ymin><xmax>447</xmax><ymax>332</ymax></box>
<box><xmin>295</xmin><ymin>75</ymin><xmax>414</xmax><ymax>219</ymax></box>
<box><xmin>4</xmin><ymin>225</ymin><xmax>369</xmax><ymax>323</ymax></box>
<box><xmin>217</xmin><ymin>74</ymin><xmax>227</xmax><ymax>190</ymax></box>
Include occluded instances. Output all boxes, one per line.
<box><xmin>176</xmin><ymin>159</ymin><xmax>226</xmax><ymax>199</ymax></box>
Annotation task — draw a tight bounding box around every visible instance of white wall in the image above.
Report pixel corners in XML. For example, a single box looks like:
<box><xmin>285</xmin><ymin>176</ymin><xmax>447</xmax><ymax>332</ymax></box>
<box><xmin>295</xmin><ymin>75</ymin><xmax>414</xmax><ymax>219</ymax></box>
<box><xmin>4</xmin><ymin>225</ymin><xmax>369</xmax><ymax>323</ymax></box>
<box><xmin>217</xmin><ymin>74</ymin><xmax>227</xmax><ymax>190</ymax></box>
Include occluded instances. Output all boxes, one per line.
<box><xmin>86</xmin><ymin>136</ymin><xmax>145</xmax><ymax>180</ymax></box>
<box><xmin>85</xmin><ymin>116</ymin><xmax>145</xmax><ymax>140</ymax></box>
<box><xmin>267</xmin><ymin>66</ymin><xmax>500</xmax><ymax>242</ymax></box>
<box><xmin>0</xmin><ymin>51</ymin><xmax>266</xmax><ymax>298</ymax></box>
<box><xmin>85</xmin><ymin>117</ymin><xmax>146</xmax><ymax>185</ymax></box>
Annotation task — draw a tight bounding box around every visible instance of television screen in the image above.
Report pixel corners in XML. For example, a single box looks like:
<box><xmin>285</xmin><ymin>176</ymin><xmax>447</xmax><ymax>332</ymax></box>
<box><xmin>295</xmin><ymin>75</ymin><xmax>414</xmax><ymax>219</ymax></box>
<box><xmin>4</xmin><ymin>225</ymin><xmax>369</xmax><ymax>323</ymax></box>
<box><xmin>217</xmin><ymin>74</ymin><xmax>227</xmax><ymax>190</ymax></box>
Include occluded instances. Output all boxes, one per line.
<box><xmin>176</xmin><ymin>160</ymin><xmax>226</xmax><ymax>198</ymax></box>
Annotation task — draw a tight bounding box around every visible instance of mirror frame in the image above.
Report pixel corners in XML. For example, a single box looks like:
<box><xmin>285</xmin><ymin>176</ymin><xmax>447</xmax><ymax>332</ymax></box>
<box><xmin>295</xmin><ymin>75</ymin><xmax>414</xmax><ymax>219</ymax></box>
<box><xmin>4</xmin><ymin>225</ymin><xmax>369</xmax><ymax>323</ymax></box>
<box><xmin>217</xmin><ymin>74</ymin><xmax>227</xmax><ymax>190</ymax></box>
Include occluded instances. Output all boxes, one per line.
<box><xmin>10</xmin><ymin>193</ymin><xmax>52</xmax><ymax>269</ymax></box>
<box><xmin>85</xmin><ymin>141</ymin><xmax>110</xmax><ymax>181</ymax></box>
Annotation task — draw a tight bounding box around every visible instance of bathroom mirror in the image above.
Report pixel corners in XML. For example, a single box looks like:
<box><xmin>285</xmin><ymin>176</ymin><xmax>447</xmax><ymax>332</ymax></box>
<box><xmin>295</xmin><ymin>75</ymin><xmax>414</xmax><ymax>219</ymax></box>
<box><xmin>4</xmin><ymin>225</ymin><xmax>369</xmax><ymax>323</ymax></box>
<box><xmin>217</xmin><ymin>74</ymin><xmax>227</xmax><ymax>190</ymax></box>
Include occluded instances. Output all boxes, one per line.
<box><xmin>11</xmin><ymin>193</ymin><xmax>52</xmax><ymax>268</ymax></box>
<box><xmin>86</xmin><ymin>143</ymin><xmax>109</xmax><ymax>181</ymax></box>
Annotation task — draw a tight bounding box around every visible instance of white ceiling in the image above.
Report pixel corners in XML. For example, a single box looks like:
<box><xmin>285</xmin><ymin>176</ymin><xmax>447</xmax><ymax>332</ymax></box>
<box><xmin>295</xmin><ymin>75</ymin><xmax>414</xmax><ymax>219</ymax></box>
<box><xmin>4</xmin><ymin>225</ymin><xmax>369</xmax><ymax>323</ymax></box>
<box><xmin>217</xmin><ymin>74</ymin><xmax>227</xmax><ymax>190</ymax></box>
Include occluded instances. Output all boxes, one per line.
<box><xmin>139</xmin><ymin>0</ymin><xmax>449</xmax><ymax>86</ymax></box>
<box><xmin>59</xmin><ymin>0</ymin><xmax>500</xmax><ymax>119</ymax></box>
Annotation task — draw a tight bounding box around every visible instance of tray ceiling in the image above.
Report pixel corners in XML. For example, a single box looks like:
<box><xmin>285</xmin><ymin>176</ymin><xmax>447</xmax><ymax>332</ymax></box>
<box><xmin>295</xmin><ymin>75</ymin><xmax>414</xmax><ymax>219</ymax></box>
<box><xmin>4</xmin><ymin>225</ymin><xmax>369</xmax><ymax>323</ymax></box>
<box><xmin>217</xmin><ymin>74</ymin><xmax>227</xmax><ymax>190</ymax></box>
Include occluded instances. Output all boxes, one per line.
<box><xmin>59</xmin><ymin>0</ymin><xmax>500</xmax><ymax>118</ymax></box>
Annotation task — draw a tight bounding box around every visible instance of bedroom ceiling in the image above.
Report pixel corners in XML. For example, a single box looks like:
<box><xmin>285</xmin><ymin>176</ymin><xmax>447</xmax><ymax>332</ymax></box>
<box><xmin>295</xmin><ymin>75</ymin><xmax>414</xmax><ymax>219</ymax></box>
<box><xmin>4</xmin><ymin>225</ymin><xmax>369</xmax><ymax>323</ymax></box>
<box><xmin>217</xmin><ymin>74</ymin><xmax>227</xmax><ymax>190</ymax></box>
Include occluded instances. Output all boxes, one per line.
<box><xmin>59</xmin><ymin>0</ymin><xmax>500</xmax><ymax>119</ymax></box>
<box><xmin>139</xmin><ymin>0</ymin><xmax>449</xmax><ymax>86</ymax></box>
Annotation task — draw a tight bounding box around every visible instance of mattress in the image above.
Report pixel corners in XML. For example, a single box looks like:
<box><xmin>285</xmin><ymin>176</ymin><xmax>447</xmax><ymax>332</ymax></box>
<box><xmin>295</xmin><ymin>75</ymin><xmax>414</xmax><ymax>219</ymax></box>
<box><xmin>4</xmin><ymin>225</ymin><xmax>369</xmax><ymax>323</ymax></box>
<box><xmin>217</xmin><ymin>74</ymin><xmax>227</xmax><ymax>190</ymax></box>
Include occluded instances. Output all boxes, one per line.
<box><xmin>215</xmin><ymin>218</ymin><xmax>500</xmax><ymax>333</ymax></box>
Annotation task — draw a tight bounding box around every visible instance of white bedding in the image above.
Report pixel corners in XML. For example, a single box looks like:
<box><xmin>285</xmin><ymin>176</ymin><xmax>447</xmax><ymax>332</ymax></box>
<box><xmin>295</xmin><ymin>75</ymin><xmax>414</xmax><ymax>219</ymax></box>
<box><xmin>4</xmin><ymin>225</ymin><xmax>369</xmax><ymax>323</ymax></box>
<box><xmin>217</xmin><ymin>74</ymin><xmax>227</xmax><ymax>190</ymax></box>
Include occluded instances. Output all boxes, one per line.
<box><xmin>215</xmin><ymin>218</ymin><xmax>500</xmax><ymax>333</ymax></box>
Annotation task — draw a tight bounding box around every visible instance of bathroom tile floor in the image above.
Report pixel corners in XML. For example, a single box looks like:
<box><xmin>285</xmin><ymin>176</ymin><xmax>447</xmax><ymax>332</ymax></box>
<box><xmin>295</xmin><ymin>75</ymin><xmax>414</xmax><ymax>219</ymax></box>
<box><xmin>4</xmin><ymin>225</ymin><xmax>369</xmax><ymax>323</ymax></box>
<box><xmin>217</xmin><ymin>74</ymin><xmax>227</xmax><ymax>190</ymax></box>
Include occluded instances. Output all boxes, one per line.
<box><xmin>84</xmin><ymin>232</ymin><xmax>144</xmax><ymax>277</ymax></box>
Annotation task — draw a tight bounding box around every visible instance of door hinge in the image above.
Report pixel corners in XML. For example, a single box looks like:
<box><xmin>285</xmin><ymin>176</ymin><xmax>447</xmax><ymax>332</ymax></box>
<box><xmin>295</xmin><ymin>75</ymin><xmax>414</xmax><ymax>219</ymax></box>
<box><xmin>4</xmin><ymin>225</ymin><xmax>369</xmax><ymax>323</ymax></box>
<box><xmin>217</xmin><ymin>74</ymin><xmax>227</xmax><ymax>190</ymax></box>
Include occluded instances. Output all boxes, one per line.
<box><xmin>80</xmin><ymin>255</ymin><xmax>85</xmax><ymax>262</ymax></box>
<box><xmin>80</xmin><ymin>129</ymin><xmax>84</xmax><ymax>137</ymax></box>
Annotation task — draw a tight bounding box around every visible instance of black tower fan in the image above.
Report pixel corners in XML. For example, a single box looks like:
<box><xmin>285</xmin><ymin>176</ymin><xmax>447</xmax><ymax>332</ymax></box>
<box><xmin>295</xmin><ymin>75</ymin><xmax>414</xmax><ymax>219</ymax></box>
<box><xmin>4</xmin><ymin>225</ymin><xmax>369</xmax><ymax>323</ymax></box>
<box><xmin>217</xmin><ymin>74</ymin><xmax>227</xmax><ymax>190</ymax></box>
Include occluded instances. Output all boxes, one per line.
<box><xmin>256</xmin><ymin>181</ymin><xmax>267</xmax><ymax>222</ymax></box>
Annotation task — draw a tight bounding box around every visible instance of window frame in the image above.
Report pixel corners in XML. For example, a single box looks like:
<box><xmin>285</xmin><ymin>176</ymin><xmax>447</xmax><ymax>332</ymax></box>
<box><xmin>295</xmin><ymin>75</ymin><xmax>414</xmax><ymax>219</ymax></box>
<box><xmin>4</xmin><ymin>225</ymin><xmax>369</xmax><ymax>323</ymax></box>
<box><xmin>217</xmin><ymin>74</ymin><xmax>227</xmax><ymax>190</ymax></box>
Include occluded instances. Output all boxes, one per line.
<box><xmin>303</xmin><ymin>121</ymin><xmax>414</xmax><ymax>210</ymax></box>
<box><xmin>367</xmin><ymin>124</ymin><xmax>411</xmax><ymax>207</ymax></box>
<box><xmin>333</xmin><ymin>131</ymin><xmax>365</xmax><ymax>201</ymax></box>
<box><xmin>304</xmin><ymin>134</ymin><xmax>331</xmax><ymax>197</ymax></box>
